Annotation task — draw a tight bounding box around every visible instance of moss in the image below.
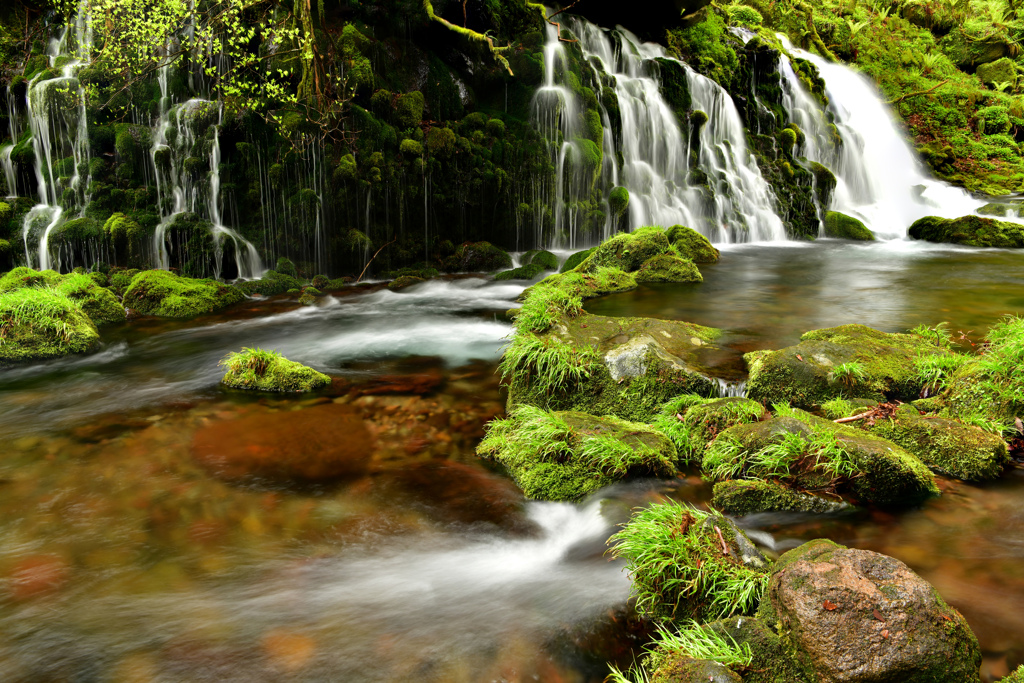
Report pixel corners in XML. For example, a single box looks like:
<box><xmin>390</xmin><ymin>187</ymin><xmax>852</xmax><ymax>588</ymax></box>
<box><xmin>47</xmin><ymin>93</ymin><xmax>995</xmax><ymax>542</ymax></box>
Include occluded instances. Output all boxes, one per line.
<box><xmin>220</xmin><ymin>347</ymin><xmax>330</xmax><ymax>393</ymax></box>
<box><xmin>477</xmin><ymin>406</ymin><xmax>677</xmax><ymax>501</ymax></box>
<box><xmin>1003</xmin><ymin>666</ymin><xmax>1024</xmax><ymax>683</ymax></box>
<box><xmin>653</xmin><ymin>395</ymin><xmax>768</xmax><ymax>463</ymax></box>
<box><xmin>275</xmin><ymin>257</ymin><xmax>298</xmax><ymax>278</ymax></box>
<box><xmin>861</xmin><ymin>404</ymin><xmax>1008</xmax><ymax>481</ymax></box>
<box><xmin>560</xmin><ymin>247</ymin><xmax>595</xmax><ymax>272</ymax></box>
<box><xmin>823</xmin><ymin>212</ymin><xmax>874</xmax><ymax>241</ymax></box>
<box><xmin>0</xmin><ymin>266</ymin><xmax>60</xmax><ymax>291</ymax></box>
<box><xmin>976</xmin><ymin>58</ymin><xmax>1016</xmax><ymax>87</ymax></box>
<box><xmin>713</xmin><ymin>479</ymin><xmax>847</xmax><ymax>516</ymax></box>
<box><xmin>122</xmin><ymin>270</ymin><xmax>245</xmax><ymax>318</ymax></box>
<box><xmin>298</xmin><ymin>287</ymin><xmax>322</xmax><ymax>306</ymax></box>
<box><xmin>442</xmin><ymin>241</ymin><xmax>512</xmax><ymax>272</ymax></box>
<box><xmin>745</xmin><ymin>324</ymin><xmax>945</xmax><ymax>409</ymax></box>
<box><xmin>665</xmin><ymin>224</ymin><xmax>720</xmax><ymax>263</ymax></box>
<box><xmin>50</xmin><ymin>217</ymin><xmax>101</xmax><ymax>245</ymax></box>
<box><xmin>399</xmin><ymin>138</ymin><xmax>423</xmax><ymax>157</ymax></box>
<box><xmin>426</xmin><ymin>126</ymin><xmax>457</xmax><ymax>157</ymax></box>
<box><xmin>609</xmin><ymin>186</ymin><xmax>630</xmax><ymax>217</ymax></box>
<box><xmin>0</xmin><ymin>287</ymin><xmax>100</xmax><ymax>364</ymax></box>
<box><xmin>703</xmin><ymin>616</ymin><xmax>814</xmax><ymax>683</ymax></box>
<box><xmin>234</xmin><ymin>270</ymin><xmax>304</xmax><ymax>296</ymax></box>
<box><xmin>706</xmin><ymin>409</ymin><xmax>939</xmax><ymax>507</ymax></box>
<box><xmin>908</xmin><ymin>215</ymin><xmax>1024</xmax><ymax>248</ymax></box>
<box><xmin>578</xmin><ymin>226</ymin><xmax>672</xmax><ymax>273</ymax></box>
<box><xmin>494</xmin><ymin>263</ymin><xmax>544</xmax><ymax>280</ymax></box>
<box><xmin>526</xmin><ymin>249</ymin><xmax>558</xmax><ymax>270</ymax></box>
<box><xmin>727</xmin><ymin>4</ymin><xmax>764</xmax><ymax>27</ymax></box>
<box><xmin>635</xmin><ymin>253</ymin><xmax>703</xmax><ymax>284</ymax></box>
<box><xmin>387</xmin><ymin>275</ymin><xmax>426</xmax><ymax>290</ymax></box>
<box><xmin>51</xmin><ymin>273</ymin><xmax>125</xmax><ymax>325</ymax></box>
<box><xmin>942</xmin><ymin>316</ymin><xmax>1024</xmax><ymax>429</ymax></box>
<box><xmin>978</xmin><ymin>105</ymin><xmax>1011</xmax><ymax>135</ymax></box>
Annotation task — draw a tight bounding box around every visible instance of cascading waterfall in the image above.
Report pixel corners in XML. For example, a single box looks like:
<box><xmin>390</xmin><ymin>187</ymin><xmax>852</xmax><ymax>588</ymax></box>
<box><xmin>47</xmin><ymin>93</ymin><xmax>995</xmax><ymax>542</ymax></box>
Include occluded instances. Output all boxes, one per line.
<box><xmin>531</xmin><ymin>15</ymin><xmax>787</xmax><ymax>248</ymax></box>
<box><xmin>20</xmin><ymin>2</ymin><xmax>93</xmax><ymax>271</ymax></box>
<box><xmin>776</xmin><ymin>35</ymin><xmax>984</xmax><ymax>237</ymax></box>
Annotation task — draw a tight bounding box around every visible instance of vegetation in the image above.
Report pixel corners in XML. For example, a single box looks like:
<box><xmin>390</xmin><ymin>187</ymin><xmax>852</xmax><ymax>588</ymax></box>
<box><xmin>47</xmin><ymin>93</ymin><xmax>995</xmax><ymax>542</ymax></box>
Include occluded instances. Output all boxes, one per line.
<box><xmin>909</xmin><ymin>215</ymin><xmax>1024</xmax><ymax>247</ymax></box>
<box><xmin>220</xmin><ymin>347</ymin><xmax>330</xmax><ymax>392</ymax></box>
<box><xmin>0</xmin><ymin>286</ymin><xmax>99</xmax><ymax>363</ymax></box>
<box><xmin>122</xmin><ymin>270</ymin><xmax>245</xmax><ymax>318</ymax></box>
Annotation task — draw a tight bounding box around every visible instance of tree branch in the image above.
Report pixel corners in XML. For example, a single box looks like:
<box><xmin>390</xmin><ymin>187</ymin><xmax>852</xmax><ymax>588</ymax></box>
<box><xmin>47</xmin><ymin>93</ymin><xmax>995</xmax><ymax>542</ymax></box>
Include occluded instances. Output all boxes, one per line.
<box><xmin>422</xmin><ymin>0</ymin><xmax>514</xmax><ymax>75</ymax></box>
<box><xmin>356</xmin><ymin>238</ymin><xmax>397</xmax><ymax>283</ymax></box>
<box><xmin>887</xmin><ymin>80</ymin><xmax>949</xmax><ymax>105</ymax></box>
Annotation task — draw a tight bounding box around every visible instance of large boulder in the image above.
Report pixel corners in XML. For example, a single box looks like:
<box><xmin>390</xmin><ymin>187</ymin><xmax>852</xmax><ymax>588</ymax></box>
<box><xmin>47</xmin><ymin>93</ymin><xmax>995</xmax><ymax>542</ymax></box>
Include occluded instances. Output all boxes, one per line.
<box><xmin>704</xmin><ymin>409</ymin><xmax>939</xmax><ymax>507</ymax></box>
<box><xmin>712</xmin><ymin>479</ymin><xmax>848</xmax><ymax>516</ymax></box>
<box><xmin>634</xmin><ymin>253</ymin><xmax>703</xmax><ymax>283</ymax></box>
<box><xmin>824</xmin><ymin>211</ymin><xmax>874</xmax><ymax>241</ymax></box>
<box><xmin>442</xmin><ymin>241</ymin><xmax>512</xmax><ymax>272</ymax></box>
<box><xmin>908</xmin><ymin>215</ymin><xmax>1024</xmax><ymax>248</ymax></box>
<box><xmin>744</xmin><ymin>324</ymin><xmax>943</xmax><ymax>408</ymax></box>
<box><xmin>665</xmin><ymin>224</ymin><xmax>720</xmax><ymax>263</ymax></box>
<box><xmin>760</xmin><ymin>539</ymin><xmax>981</xmax><ymax>683</ymax></box>
<box><xmin>0</xmin><ymin>287</ymin><xmax>100</xmax><ymax>364</ymax></box>
<box><xmin>123</xmin><ymin>270</ymin><xmax>245</xmax><ymax>318</ymax></box>
<box><xmin>477</xmin><ymin>406</ymin><xmax>677</xmax><ymax>501</ymax></box>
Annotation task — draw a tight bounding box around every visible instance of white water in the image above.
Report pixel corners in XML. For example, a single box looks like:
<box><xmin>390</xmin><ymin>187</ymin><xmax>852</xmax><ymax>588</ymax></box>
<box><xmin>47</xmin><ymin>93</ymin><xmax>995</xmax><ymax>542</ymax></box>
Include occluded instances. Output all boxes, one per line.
<box><xmin>777</xmin><ymin>36</ymin><xmax>984</xmax><ymax>237</ymax></box>
<box><xmin>531</xmin><ymin>16</ymin><xmax>786</xmax><ymax>248</ymax></box>
<box><xmin>1</xmin><ymin>144</ymin><xmax>15</xmax><ymax>198</ymax></box>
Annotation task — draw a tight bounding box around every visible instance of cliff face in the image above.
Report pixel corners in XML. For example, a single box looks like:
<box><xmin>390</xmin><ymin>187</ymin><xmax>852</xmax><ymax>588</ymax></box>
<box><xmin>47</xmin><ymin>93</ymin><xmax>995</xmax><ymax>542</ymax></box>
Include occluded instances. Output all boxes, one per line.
<box><xmin>0</xmin><ymin>0</ymin><xmax>1019</xmax><ymax>278</ymax></box>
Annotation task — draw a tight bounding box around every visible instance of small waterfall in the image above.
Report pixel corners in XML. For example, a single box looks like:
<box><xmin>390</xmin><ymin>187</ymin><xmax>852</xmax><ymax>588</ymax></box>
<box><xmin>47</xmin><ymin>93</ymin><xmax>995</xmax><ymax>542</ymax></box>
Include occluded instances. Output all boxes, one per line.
<box><xmin>777</xmin><ymin>36</ymin><xmax>983</xmax><ymax>237</ymax></box>
<box><xmin>531</xmin><ymin>16</ymin><xmax>787</xmax><ymax>248</ymax></box>
<box><xmin>715</xmin><ymin>378</ymin><xmax>747</xmax><ymax>398</ymax></box>
<box><xmin>1</xmin><ymin>144</ymin><xmax>15</xmax><ymax>198</ymax></box>
<box><xmin>207</xmin><ymin>123</ymin><xmax>263</xmax><ymax>280</ymax></box>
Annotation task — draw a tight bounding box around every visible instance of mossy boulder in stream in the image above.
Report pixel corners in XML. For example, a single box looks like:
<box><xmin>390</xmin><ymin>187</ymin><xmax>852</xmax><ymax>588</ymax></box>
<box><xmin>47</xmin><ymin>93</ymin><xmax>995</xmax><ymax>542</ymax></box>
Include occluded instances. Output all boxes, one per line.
<box><xmin>220</xmin><ymin>347</ymin><xmax>330</xmax><ymax>393</ymax></box>
<box><xmin>577</xmin><ymin>225</ymin><xmax>674</xmax><ymax>273</ymax></box>
<box><xmin>388</xmin><ymin>275</ymin><xmax>426</xmax><ymax>290</ymax></box>
<box><xmin>52</xmin><ymin>273</ymin><xmax>126</xmax><ymax>325</ymax></box>
<box><xmin>493</xmin><ymin>263</ymin><xmax>544</xmax><ymax>280</ymax></box>
<box><xmin>652</xmin><ymin>395</ymin><xmax>768</xmax><ymax>463</ymax></box>
<box><xmin>560</xmin><ymin>247</ymin><xmax>595</xmax><ymax>272</ymax></box>
<box><xmin>861</xmin><ymin>403</ymin><xmax>1008</xmax><ymax>481</ymax></box>
<box><xmin>442</xmin><ymin>241</ymin><xmax>512</xmax><ymax>272</ymax></box>
<box><xmin>477</xmin><ymin>405</ymin><xmax>677</xmax><ymax>501</ymax></box>
<box><xmin>712</xmin><ymin>479</ymin><xmax>848</xmax><ymax>516</ymax></box>
<box><xmin>704</xmin><ymin>407</ymin><xmax>938</xmax><ymax>507</ymax></box>
<box><xmin>123</xmin><ymin>270</ymin><xmax>245</xmax><ymax>318</ymax></box>
<box><xmin>908</xmin><ymin>214</ymin><xmax>1024</xmax><ymax>247</ymax></box>
<box><xmin>634</xmin><ymin>253</ymin><xmax>703</xmax><ymax>283</ymax></box>
<box><xmin>744</xmin><ymin>324</ymin><xmax>943</xmax><ymax>408</ymax></box>
<box><xmin>234</xmin><ymin>270</ymin><xmax>303</xmax><ymax>296</ymax></box>
<box><xmin>0</xmin><ymin>287</ymin><xmax>100</xmax><ymax>364</ymax></box>
<box><xmin>824</xmin><ymin>211</ymin><xmax>874</xmax><ymax>240</ymax></box>
<box><xmin>758</xmin><ymin>538</ymin><xmax>980</xmax><ymax>683</ymax></box>
<box><xmin>665</xmin><ymin>224</ymin><xmax>720</xmax><ymax>263</ymax></box>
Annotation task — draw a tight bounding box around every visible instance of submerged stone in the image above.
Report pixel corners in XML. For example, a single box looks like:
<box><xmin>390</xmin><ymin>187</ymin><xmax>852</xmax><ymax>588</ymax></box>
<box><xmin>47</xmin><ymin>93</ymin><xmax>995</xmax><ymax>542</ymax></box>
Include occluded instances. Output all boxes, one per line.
<box><xmin>477</xmin><ymin>406</ymin><xmax>677</xmax><ymax>501</ymax></box>
<box><xmin>761</xmin><ymin>539</ymin><xmax>981</xmax><ymax>683</ymax></box>
<box><xmin>908</xmin><ymin>214</ymin><xmax>1024</xmax><ymax>247</ymax></box>
<box><xmin>123</xmin><ymin>270</ymin><xmax>245</xmax><ymax>318</ymax></box>
<box><xmin>824</xmin><ymin>211</ymin><xmax>874</xmax><ymax>240</ymax></box>
<box><xmin>744</xmin><ymin>324</ymin><xmax>943</xmax><ymax>408</ymax></box>
<box><xmin>191</xmin><ymin>403</ymin><xmax>374</xmax><ymax>481</ymax></box>
<box><xmin>712</xmin><ymin>479</ymin><xmax>848</xmax><ymax>516</ymax></box>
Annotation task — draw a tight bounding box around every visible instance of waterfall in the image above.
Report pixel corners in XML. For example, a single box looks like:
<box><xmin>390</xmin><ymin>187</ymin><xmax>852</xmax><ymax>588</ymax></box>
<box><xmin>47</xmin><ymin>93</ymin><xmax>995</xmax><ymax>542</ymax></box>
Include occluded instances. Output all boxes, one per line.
<box><xmin>531</xmin><ymin>15</ymin><xmax>787</xmax><ymax>248</ymax></box>
<box><xmin>776</xmin><ymin>36</ymin><xmax>983</xmax><ymax>237</ymax></box>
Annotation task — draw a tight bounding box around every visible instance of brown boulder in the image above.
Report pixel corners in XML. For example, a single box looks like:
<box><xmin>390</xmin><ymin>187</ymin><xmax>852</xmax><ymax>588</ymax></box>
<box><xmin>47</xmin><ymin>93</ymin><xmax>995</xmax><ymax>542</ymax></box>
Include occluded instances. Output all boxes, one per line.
<box><xmin>764</xmin><ymin>539</ymin><xmax>981</xmax><ymax>683</ymax></box>
<box><xmin>191</xmin><ymin>403</ymin><xmax>374</xmax><ymax>481</ymax></box>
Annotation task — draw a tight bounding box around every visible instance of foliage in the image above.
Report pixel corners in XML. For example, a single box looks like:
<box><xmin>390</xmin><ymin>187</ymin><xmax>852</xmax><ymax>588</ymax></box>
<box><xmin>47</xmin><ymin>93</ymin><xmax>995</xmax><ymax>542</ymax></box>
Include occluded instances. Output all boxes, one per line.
<box><xmin>220</xmin><ymin>346</ymin><xmax>330</xmax><ymax>392</ymax></box>
<box><xmin>0</xmin><ymin>286</ymin><xmax>99</xmax><ymax>362</ymax></box>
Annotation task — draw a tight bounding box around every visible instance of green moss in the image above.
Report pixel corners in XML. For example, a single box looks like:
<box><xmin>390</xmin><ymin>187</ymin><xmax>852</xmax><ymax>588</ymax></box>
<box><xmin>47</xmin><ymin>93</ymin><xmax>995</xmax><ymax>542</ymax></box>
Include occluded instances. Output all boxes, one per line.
<box><xmin>220</xmin><ymin>347</ymin><xmax>330</xmax><ymax>393</ymax></box>
<box><xmin>727</xmin><ymin>4</ymin><xmax>763</xmax><ymax>27</ymax></box>
<box><xmin>665</xmin><ymin>224</ymin><xmax>720</xmax><ymax>263</ymax></box>
<box><xmin>234</xmin><ymin>270</ymin><xmax>304</xmax><ymax>296</ymax></box>
<box><xmin>978</xmin><ymin>105</ymin><xmax>1011</xmax><ymax>135</ymax></box>
<box><xmin>653</xmin><ymin>395</ymin><xmax>768</xmax><ymax>463</ymax></box>
<box><xmin>50</xmin><ymin>217</ymin><xmax>101</xmax><ymax>245</ymax></box>
<box><xmin>526</xmin><ymin>249</ymin><xmax>558</xmax><ymax>270</ymax></box>
<box><xmin>942</xmin><ymin>315</ymin><xmax>1024</xmax><ymax>431</ymax></box>
<box><xmin>976</xmin><ymin>58</ymin><xmax>1016</xmax><ymax>87</ymax></box>
<box><xmin>298</xmin><ymin>287</ymin><xmax>322</xmax><ymax>306</ymax></box>
<box><xmin>0</xmin><ymin>266</ymin><xmax>60</xmax><ymax>291</ymax></box>
<box><xmin>823</xmin><ymin>212</ymin><xmax>874</xmax><ymax>241</ymax></box>
<box><xmin>609</xmin><ymin>501</ymin><xmax>769</xmax><ymax>621</ymax></box>
<box><xmin>494</xmin><ymin>263</ymin><xmax>544</xmax><ymax>280</ymax></box>
<box><xmin>745</xmin><ymin>324</ymin><xmax>945</xmax><ymax>408</ymax></box>
<box><xmin>609</xmin><ymin>186</ymin><xmax>630</xmax><ymax>217</ymax></box>
<box><xmin>909</xmin><ymin>214</ymin><xmax>1024</xmax><ymax>248</ymax></box>
<box><xmin>713</xmin><ymin>479</ymin><xmax>846</xmax><ymax>516</ymax></box>
<box><xmin>387</xmin><ymin>275</ymin><xmax>426</xmax><ymax>290</ymax></box>
<box><xmin>442</xmin><ymin>241</ymin><xmax>512</xmax><ymax>272</ymax></box>
<box><xmin>1003</xmin><ymin>666</ymin><xmax>1024</xmax><ymax>683</ymax></box>
<box><xmin>0</xmin><ymin>287</ymin><xmax>100</xmax><ymax>364</ymax></box>
<box><xmin>399</xmin><ymin>138</ymin><xmax>423</xmax><ymax>156</ymax></box>
<box><xmin>477</xmin><ymin>405</ymin><xmax>677</xmax><ymax>501</ymax></box>
<box><xmin>560</xmin><ymin>247</ymin><xmax>596</xmax><ymax>273</ymax></box>
<box><xmin>578</xmin><ymin>226</ymin><xmax>672</xmax><ymax>273</ymax></box>
<box><xmin>122</xmin><ymin>270</ymin><xmax>245</xmax><ymax>318</ymax></box>
<box><xmin>275</xmin><ymin>257</ymin><xmax>298</xmax><ymax>278</ymax></box>
<box><xmin>51</xmin><ymin>273</ymin><xmax>125</xmax><ymax>325</ymax></box>
<box><xmin>426</xmin><ymin>127</ymin><xmax>457</xmax><ymax>157</ymax></box>
<box><xmin>634</xmin><ymin>253</ymin><xmax>703</xmax><ymax>284</ymax></box>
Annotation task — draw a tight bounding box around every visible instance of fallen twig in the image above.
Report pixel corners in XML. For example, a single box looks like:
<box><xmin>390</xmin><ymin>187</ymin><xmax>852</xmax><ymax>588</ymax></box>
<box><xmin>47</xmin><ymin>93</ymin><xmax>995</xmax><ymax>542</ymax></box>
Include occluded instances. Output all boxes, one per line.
<box><xmin>714</xmin><ymin>525</ymin><xmax>730</xmax><ymax>555</ymax></box>
<box><xmin>833</xmin><ymin>411</ymin><xmax>874</xmax><ymax>424</ymax></box>
<box><xmin>888</xmin><ymin>80</ymin><xmax>949</xmax><ymax>105</ymax></box>
<box><xmin>356</xmin><ymin>238</ymin><xmax>397</xmax><ymax>283</ymax></box>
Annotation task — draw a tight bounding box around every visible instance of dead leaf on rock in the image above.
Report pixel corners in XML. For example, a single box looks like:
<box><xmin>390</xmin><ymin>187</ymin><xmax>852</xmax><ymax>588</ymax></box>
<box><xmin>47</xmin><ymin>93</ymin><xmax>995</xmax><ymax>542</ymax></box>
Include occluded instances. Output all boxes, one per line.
<box><xmin>1015</xmin><ymin>416</ymin><xmax>1023</xmax><ymax>435</ymax></box>
<box><xmin>823</xmin><ymin>600</ymin><xmax>839</xmax><ymax>611</ymax></box>
<box><xmin>881</xmin><ymin>629</ymin><xmax>890</xmax><ymax>639</ymax></box>
<box><xmin>873</xmin><ymin>609</ymin><xmax>885</xmax><ymax>621</ymax></box>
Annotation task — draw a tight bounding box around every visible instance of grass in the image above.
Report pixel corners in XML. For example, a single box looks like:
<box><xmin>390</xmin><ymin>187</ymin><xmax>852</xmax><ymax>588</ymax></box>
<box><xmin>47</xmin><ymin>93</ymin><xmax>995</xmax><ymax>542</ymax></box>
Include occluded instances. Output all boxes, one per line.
<box><xmin>827</xmin><ymin>361</ymin><xmax>867</xmax><ymax>387</ymax></box>
<box><xmin>219</xmin><ymin>347</ymin><xmax>330</xmax><ymax>392</ymax></box>
<box><xmin>653</xmin><ymin>621</ymin><xmax>754</xmax><ymax>667</ymax></box>
<box><xmin>944</xmin><ymin>315</ymin><xmax>1024</xmax><ymax>432</ymax></box>
<box><xmin>915</xmin><ymin>351</ymin><xmax>970</xmax><ymax>396</ymax></box>
<box><xmin>911</xmin><ymin>321</ymin><xmax>954</xmax><ymax>348</ymax></box>
<box><xmin>221</xmin><ymin>347</ymin><xmax>280</xmax><ymax>378</ymax></box>
<box><xmin>498</xmin><ymin>334</ymin><xmax>597</xmax><ymax>394</ymax></box>
<box><xmin>609</xmin><ymin>500</ymin><xmax>769</xmax><ymax>621</ymax></box>
<box><xmin>651</xmin><ymin>395</ymin><xmax>766</xmax><ymax>464</ymax></box>
<box><xmin>0</xmin><ymin>287</ymin><xmax>83</xmax><ymax>344</ymax></box>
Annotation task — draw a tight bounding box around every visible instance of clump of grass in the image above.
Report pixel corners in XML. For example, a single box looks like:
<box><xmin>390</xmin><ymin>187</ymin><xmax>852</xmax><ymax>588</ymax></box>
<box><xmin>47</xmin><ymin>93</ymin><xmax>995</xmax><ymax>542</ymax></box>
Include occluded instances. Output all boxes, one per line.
<box><xmin>498</xmin><ymin>334</ymin><xmax>597</xmax><ymax>393</ymax></box>
<box><xmin>653</xmin><ymin>621</ymin><xmax>753</xmax><ymax>667</ymax></box>
<box><xmin>609</xmin><ymin>501</ymin><xmax>768</xmax><ymax>621</ymax></box>
<box><xmin>821</xmin><ymin>396</ymin><xmax>855</xmax><ymax>419</ymax></box>
<box><xmin>221</xmin><ymin>347</ymin><xmax>280</xmax><ymax>378</ymax></box>
<box><xmin>0</xmin><ymin>287</ymin><xmax>83</xmax><ymax>344</ymax></box>
<box><xmin>915</xmin><ymin>352</ymin><xmax>969</xmax><ymax>396</ymax></box>
<box><xmin>652</xmin><ymin>395</ymin><xmax>766</xmax><ymax>464</ymax></box>
<box><xmin>219</xmin><ymin>347</ymin><xmax>330</xmax><ymax>393</ymax></box>
<box><xmin>827</xmin><ymin>360</ymin><xmax>867</xmax><ymax>387</ymax></box>
<box><xmin>910</xmin><ymin>321</ymin><xmax>954</xmax><ymax>348</ymax></box>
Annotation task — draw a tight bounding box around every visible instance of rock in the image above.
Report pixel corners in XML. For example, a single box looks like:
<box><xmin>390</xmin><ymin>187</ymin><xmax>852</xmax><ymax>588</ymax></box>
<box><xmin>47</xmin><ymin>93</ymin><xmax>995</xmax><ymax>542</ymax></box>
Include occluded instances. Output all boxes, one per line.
<box><xmin>477</xmin><ymin>406</ymin><xmax>677</xmax><ymax>501</ymax></box>
<box><xmin>908</xmin><ymin>214</ymin><xmax>1024</xmax><ymax>248</ymax></box>
<box><xmin>297</xmin><ymin>286</ymin><xmax>322</xmax><ymax>305</ymax></box>
<box><xmin>578</xmin><ymin>226</ymin><xmax>672</xmax><ymax>273</ymax></box>
<box><xmin>862</xmin><ymin>404</ymin><xmax>1008</xmax><ymax>481</ymax></box>
<box><xmin>634</xmin><ymin>253</ymin><xmax>703</xmax><ymax>283</ymax></box>
<box><xmin>713</xmin><ymin>479</ymin><xmax>848</xmax><ymax>516</ymax></box>
<box><xmin>523</xmin><ymin>249</ymin><xmax>558</xmax><ymax>270</ymax></box>
<box><xmin>824</xmin><ymin>211</ymin><xmax>874</xmax><ymax>241</ymax></box>
<box><xmin>493</xmin><ymin>263</ymin><xmax>544</xmax><ymax>280</ymax></box>
<box><xmin>653</xmin><ymin>395</ymin><xmax>768</xmax><ymax>462</ymax></box>
<box><xmin>53</xmin><ymin>273</ymin><xmax>126</xmax><ymax>324</ymax></box>
<box><xmin>560</xmin><ymin>247</ymin><xmax>595</xmax><ymax>272</ymax></box>
<box><xmin>705</xmin><ymin>409</ymin><xmax>938</xmax><ymax>507</ymax></box>
<box><xmin>123</xmin><ymin>270</ymin><xmax>245</xmax><ymax>318</ymax></box>
<box><xmin>650</xmin><ymin>656</ymin><xmax>742</xmax><ymax>683</ymax></box>
<box><xmin>234</xmin><ymin>270</ymin><xmax>304</xmax><ymax>296</ymax></box>
<box><xmin>976</xmin><ymin>202</ymin><xmax>1015</xmax><ymax>217</ymax></box>
<box><xmin>941</xmin><ymin>26</ymin><xmax>1012</xmax><ymax>69</ymax></box>
<box><xmin>507</xmin><ymin>313</ymin><xmax>721</xmax><ymax>422</ymax></box>
<box><xmin>762</xmin><ymin>539</ymin><xmax>981</xmax><ymax>683</ymax></box>
<box><xmin>275</xmin><ymin>257</ymin><xmax>298</xmax><ymax>278</ymax></box>
<box><xmin>700</xmin><ymin>616</ymin><xmax>813</xmax><ymax>683</ymax></box>
<box><xmin>219</xmin><ymin>348</ymin><xmax>330</xmax><ymax>393</ymax></box>
<box><xmin>387</xmin><ymin>275</ymin><xmax>425</xmax><ymax>291</ymax></box>
<box><xmin>442</xmin><ymin>241</ymin><xmax>512</xmax><ymax>272</ymax></box>
<box><xmin>191</xmin><ymin>403</ymin><xmax>374</xmax><ymax>481</ymax></box>
<box><xmin>665</xmin><ymin>224</ymin><xmax>720</xmax><ymax>263</ymax></box>
<box><xmin>744</xmin><ymin>324</ymin><xmax>944</xmax><ymax>408</ymax></box>
<box><xmin>977</xmin><ymin>57</ymin><xmax>1017</xmax><ymax>87</ymax></box>
<box><xmin>609</xmin><ymin>186</ymin><xmax>630</xmax><ymax>217</ymax></box>
<box><xmin>0</xmin><ymin>287</ymin><xmax>100</xmax><ymax>364</ymax></box>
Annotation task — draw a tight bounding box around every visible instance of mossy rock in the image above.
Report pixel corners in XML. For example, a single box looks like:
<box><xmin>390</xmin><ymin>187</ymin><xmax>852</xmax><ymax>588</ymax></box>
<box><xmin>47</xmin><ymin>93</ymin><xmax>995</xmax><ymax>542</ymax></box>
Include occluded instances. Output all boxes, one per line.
<box><xmin>653</xmin><ymin>395</ymin><xmax>768</xmax><ymax>462</ymax></box>
<box><xmin>220</xmin><ymin>348</ymin><xmax>330</xmax><ymax>393</ymax></box>
<box><xmin>0</xmin><ymin>287</ymin><xmax>100</xmax><ymax>364</ymax></box>
<box><xmin>0</xmin><ymin>267</ymin><xmax>60</xmax><ymax>291</ymax></box>
<box><xmin>123</xmin><ymin>270</ymin><xmax>245</xmax><ymax>318</ymax></box>
<box><xmin>634</xmin><ymin>253</ymin><xmax>703</xmax><ymax>284</ymax></box>
<box><xmin>493</xmin><ymin>263</ymin><xmax>544</xmax><ymax>280</ymax></box>
<box><xmin>908</xmin><ymin>215</ymin><xmax>1024</xmax><ymax>248</ymax></box>
<box><xmin>298</xmin><ymin>287</ymin><xmax>322</xmax><ymax>306</ymax></box>
<box><xmin>477</xmin><ymin>406</ymin><xmax>677</xmax><ymax>501</ymax></box>
<box><xmin>824</xmin><ymin>211</ymin><xmax>874</xmax><ymax>241</ymax></box>
<box><xmin>560</xmin><ymin>247</ymin><xmax>596</xmax><ymax>272</ymax></box>
<box><xmin>976</xmin><ymin>57</ymin><xmax>1017</xmax><ymax>87</ymax></box>
<box><xmin>976</xmin><ymin>202</ymin><xmax>1015</xmax><ymax>217</ymax></box>
<box><xmin>275</xmin><ymin>257</ymin><xmax>298</xmax><ymax>278</ymax></box>
<box><xmin>712</xmin><ymin>479</ymin><xmax>848</xmax><ymax>516</ymax></box>
<box><xmin>442</xmin><ymin>241</ymin><xmax>513</xmax><ymax>272</ymax></box>
<box><xmin>524</xmin><ymin>249</ymin><xmax>558</xmax><ymax>270</ymax></box>
<box><xmin>52</xmin><ymin>273</ymin><xmax>125</xmax><ymax>325</ymax></box>
<box><xmin>665</xmin><ymin>224</ymin><xmax>720</xmax><ymax>263</ymax></box>
<box><xmin>1004</xmin><ymin>666</ymin><xmax>1024</xmax><ymax>683</ymax></box>
<box><xmin>50</xmin><ymin>217</ymin><xmax>102</xmax><ymax>245</ymax></box>
<box><xmin>234</xmin><ymin>270</ymin><xmax>304</xmax><ymax>296</ymax></box>
<box><xmin>609</xmin><ymin>186</ymin><xmax>630</xmax><ymax>217</ymax></box>
<box><xmin>387</xmin><ymin>275</ymin><xmax>425</xmax><ymax>290</ymax></box>
<box><xmin>648</xmin><ymin>656</ymin><xmax>741</xmax><ymax>683</ymax></box>
<box><xmin>577</xmin><ymin>226</ymin><xmax>672</xmax><ymax>273</ymax></box>
<box><xmin>506</xmin><ymin>313</ymin><xmax>722</xmax><ymax>422</ymax></box>
<box><xmin>744</xmin><ymin>324</ymin><xmax>944</xmax><ymax>409</ymax></box>
<box><xmin>860</xmin><ymin>404</ymin><xmax>1008</xmax><ymax>481</ymax></box>
<box><xmin>706</xmin><ymin>409</ymin><xmax>938</xmax><ymax>508</ymax></box>
<box><xmin>699</xmin><ymin>616</ymin><xmax>812</xmax><ymax>683</ymax></box>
